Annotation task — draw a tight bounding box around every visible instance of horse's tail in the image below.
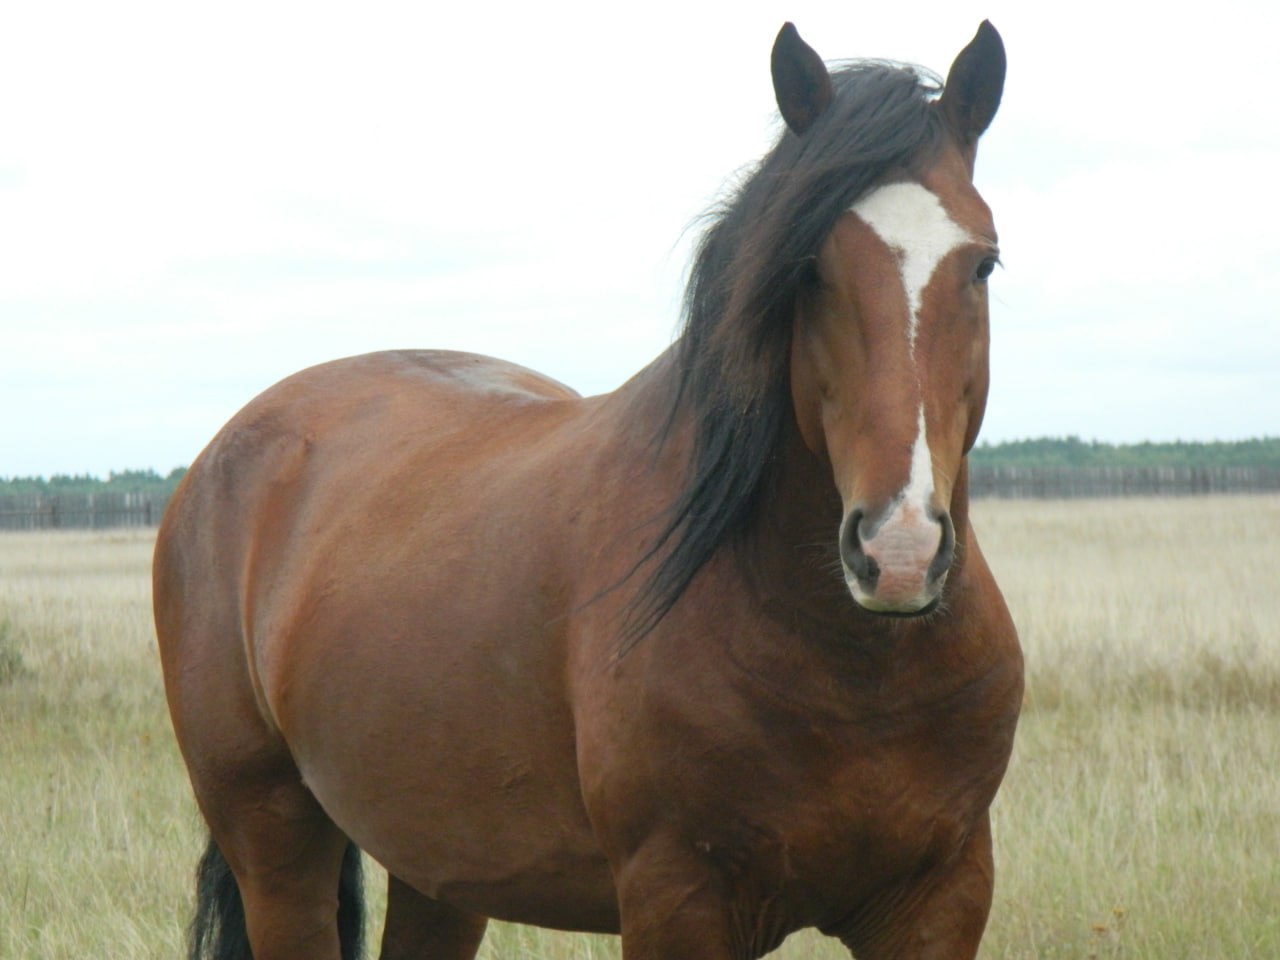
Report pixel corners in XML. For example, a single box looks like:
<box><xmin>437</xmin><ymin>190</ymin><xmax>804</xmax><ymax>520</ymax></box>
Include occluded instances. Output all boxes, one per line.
<box><xmin>188</xmin><ymin>837</ymin><xmax>249</xmax><ymax>960</ymax></box>
<box><xmin>188</xmin><ymin>835</ymin><xmax>366</xmax><ymax>960</ymax></box>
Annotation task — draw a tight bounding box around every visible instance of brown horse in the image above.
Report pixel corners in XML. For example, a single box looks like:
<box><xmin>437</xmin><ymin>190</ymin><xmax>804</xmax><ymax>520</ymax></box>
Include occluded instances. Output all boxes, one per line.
<box><xmin>155</xmin><ymin>21</ymin><xmax>1022</xmax><ymax>960</ymax></box>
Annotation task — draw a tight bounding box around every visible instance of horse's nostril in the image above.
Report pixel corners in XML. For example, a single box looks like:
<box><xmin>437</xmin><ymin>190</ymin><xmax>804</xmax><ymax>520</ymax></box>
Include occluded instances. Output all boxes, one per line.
<box><xmin>928</xmin><ymin>511</ymin><xmax>956</xmax><ymax>585</ymax></box>
<box><xmin>839</xmin><ymin>509</ymin><xmax>861</xmax><ymax>561</ymax></box>
<box><xmin>840</xmin><ymin>509</ymin><xmax>880</xmax><ymax>589</ymax></box>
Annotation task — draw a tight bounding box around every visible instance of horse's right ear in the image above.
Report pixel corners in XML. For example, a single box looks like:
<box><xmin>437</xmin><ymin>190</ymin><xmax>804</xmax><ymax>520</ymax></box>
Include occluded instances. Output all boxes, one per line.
<box><xmin>771</xmin><ymin>23</ymin><xmax>834</xmax><ymax>135</ymax></box>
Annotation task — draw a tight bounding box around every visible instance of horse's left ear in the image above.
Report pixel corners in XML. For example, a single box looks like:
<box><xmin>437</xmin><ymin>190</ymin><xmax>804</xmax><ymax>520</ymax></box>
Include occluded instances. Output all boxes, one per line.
<box><xmin>939</xmin><ymin>21</ymin><xmax>1005</xmax><ymax>147</ymax></box>
<box><xmin>772</xmin><ymin>22</ymin><xmax>834</xmax><ymax>135</ymax></box>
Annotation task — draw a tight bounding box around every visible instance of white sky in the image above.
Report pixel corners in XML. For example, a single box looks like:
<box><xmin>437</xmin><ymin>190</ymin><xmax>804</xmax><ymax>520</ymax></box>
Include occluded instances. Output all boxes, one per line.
<box><xmin>2</xmin><ymin>1</ymin><xmax>1277</xmax><ymax>477</ymax></box>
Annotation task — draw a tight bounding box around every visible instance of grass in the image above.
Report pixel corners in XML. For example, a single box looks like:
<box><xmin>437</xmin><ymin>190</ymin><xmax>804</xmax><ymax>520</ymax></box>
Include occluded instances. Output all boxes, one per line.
<box><xmin>1</xmin><ymin>498</ymin><xmax>1277</xmax><ymax>957</ymax></box>
<box><xmin>975</xmin><ymin>497</ymin><xmax>1280</xmax><ymax>959</ymax></box>
<box><xmin>0</xmin><ymin>532</ymin><xmax>192</xmax><ymax>957</ymax></box>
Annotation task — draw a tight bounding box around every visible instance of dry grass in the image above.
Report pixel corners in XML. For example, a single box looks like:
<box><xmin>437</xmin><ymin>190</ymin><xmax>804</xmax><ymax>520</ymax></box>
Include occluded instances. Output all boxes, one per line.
<box><xmin>977</xmin><ymin>497</ymin><xmax>1280</xmax><ymax>714</ymax></box>
<box><xmin>974</xmin><ymin>497</ymin><xmax>1280</xmax><ymax>959</ymax></box>
<box><xmin>0</xmin><ymin>531</ymin><xmax>193</xmax><ymax>957</ymax></box>
<box><xmin>2</xmin><ymin>498</ymin><xmax>1277</xmax><ymax>957</ymax></box>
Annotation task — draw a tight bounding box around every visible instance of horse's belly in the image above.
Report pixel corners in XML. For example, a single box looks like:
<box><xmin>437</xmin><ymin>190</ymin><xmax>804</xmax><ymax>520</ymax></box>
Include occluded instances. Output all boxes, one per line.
<box><xmin>377</xmin><ymin>828</ymin><xmax>620</xmax><ymax>932</ymax></box>
<box><xmin>299</xmin><ymin>717</ymin><xmax>620</xmax><ymax>930</ymax></box>
<box><xmin>270</xmin><ymin>593</ymin><xmax>619</xmax><ymax>931</ymax></box>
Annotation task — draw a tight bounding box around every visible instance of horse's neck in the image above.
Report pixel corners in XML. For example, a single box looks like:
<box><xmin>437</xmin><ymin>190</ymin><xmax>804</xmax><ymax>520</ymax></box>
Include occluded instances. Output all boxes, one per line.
<box><xmin>737</xmin><ymin>425</ymin><xmax>860</xmax><ymax>627</ymax></box>
<box><xmin>604</xmin><ymin>354</ymin><xmax>855</xmax><ymax>619</ymax></box>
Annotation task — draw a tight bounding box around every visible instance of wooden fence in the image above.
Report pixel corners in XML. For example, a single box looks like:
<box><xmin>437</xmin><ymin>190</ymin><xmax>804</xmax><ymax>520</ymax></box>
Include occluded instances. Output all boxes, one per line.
<box><xmin>0</xmin><ymin>492</ymin><xmax>169</xmax><ymax>531</ymax></box>
<box><xmin>2</xmin><ymin>467</ymin><xmax>1279</xmax><ymax>530</ymax></box>
<box><xmin>967</xmin><ymin>465</ymin><xmax>1280</xmax><ymax>499</ymax></box>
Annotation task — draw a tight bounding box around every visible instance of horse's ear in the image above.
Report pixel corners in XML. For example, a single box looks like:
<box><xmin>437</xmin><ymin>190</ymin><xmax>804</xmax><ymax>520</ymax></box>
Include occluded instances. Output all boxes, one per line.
<box><xmin>939</xmin><ymin>21</ymin><xmax>1005</xmax><ymax>147</ymax></box>
<box><xmin>771</xmin><ymin>22</ymin><xmax>834</xmax><ymax>135</ymax></box>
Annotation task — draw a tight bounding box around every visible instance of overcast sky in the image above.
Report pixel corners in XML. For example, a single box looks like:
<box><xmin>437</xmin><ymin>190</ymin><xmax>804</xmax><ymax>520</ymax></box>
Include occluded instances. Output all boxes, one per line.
<box><xmin>2</xmin><ymin>1</ymin><xmax>1277</xmax><ymax>477</ymax></box>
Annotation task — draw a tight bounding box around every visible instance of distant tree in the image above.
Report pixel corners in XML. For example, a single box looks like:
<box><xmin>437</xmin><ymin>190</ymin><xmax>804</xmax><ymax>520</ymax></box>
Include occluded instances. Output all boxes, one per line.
<box><xmin>0</xmin><ymin>468</ymin><xmax>189</xmax><ymax>497</ymax></box>
<box><xmin>969</xmin><ymin>436</ymin><xmax>1280</xmax><ymax>469</ymax></box>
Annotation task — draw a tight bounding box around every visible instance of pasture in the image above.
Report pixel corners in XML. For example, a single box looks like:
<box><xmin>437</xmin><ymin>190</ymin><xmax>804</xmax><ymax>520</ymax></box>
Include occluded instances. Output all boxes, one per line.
<box><xmin>1</xmin><ymin>496</ymin><xmax>1277</xmax><ymax>958</ymax></box>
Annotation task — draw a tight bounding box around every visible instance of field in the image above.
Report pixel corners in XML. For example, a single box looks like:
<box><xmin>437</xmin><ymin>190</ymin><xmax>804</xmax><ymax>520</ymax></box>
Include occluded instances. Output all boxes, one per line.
<box><xmin>2</xmin><ymin>497</ymin><xmax>1278</xmax><ymax>958</ymax></box>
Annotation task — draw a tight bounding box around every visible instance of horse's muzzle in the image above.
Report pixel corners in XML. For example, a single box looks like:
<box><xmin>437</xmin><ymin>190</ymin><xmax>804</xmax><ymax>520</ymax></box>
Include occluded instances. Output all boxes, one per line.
<box><xmin>840</xmin><ymin>501</ymin><xmax>955</xmax><ymax>614</ymax></box>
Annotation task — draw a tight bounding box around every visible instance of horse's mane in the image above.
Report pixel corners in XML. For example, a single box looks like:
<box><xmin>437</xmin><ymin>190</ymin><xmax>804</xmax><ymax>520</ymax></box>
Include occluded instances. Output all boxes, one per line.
<box><xmin>626</xmin><ymin>60</ymin><xmax>947</xmax><ymax>642</ymax></box>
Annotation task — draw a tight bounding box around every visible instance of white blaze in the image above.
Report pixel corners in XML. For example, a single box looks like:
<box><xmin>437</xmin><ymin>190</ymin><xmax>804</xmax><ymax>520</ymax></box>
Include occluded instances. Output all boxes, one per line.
<box><xmin>850</xmin><ymin>181</ymin><xmax>971</xmax><ymax>350</ymax></box>
<box><xmin>849</xmin><ymin>181</ymin><xmax>970</xmax><ymax>503</ymax></box>
<box><xmin>905</xmin><ymin>405</ymin><xmax>934</xmax><ymax>505</ymax></box>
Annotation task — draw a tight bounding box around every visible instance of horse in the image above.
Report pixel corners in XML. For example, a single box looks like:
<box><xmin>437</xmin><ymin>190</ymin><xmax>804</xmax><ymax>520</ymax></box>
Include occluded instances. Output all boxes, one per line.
<box><xmin>154</xmin><ymin>21</ymin><xmax>1022</xmax><ymax>960</ymax></box>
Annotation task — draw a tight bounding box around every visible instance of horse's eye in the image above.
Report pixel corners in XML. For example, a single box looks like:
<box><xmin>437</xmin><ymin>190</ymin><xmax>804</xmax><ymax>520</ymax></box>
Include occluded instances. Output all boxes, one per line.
<box><xmin>974</xmin><ymin>257</ymin><xmax>998</xmax><ymax>282</ymax></box>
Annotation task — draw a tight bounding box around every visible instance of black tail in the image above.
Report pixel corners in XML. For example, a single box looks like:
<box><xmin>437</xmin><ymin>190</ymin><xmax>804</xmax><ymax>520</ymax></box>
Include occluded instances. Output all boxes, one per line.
<box><xmin>337</xmin><ymin>841</ymin><xmax>366</xmax><ymax>957</ymax></box>
<box><xmin>189</xmin><ymin>838</ymin><xmax>250</xmax><ymax>960</ymax></box>
<box><xmin>189</xmin><ymin>836</ymin><xmax>366</xmax><ymax>959</ymax></box>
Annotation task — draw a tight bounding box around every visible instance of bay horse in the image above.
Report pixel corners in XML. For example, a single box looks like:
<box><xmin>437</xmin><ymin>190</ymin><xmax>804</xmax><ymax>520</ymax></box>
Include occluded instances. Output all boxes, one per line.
<box><xmin>155</xmin><ymin>21</ymin><xmax>1022</xmax><ymax>960</ymax></box>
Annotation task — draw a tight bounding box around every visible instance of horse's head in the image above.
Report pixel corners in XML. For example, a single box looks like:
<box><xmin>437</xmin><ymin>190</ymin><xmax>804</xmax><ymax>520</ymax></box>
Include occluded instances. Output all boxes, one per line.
<box><xmin>779</xmin><ymin>23</ymin><xmax>1005</xmax><ymax>616</ymax></box>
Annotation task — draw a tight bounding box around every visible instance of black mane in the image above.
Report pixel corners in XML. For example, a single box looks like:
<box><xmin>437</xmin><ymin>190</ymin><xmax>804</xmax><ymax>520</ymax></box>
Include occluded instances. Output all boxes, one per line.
<box><xmin>628</xmin><ymin>60</ymin><xmax>946</xmax><ymax>640</ymax></box>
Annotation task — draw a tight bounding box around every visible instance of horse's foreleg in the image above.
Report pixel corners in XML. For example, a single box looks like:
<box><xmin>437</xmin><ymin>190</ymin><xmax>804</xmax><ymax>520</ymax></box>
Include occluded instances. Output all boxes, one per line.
<box><xmin>830</xmin><ymin>814</ymin><xmax>995</xmax><ymax>960</ymax></box>
<box><xmin>613</xmin><ymin>835</ymin><xmax>785</xmax><ymax>960</ymax></box>
<box><xmin>378</xmin><ymin>874</ymin><xmax>488</xmax><ymax>960</ymax></box>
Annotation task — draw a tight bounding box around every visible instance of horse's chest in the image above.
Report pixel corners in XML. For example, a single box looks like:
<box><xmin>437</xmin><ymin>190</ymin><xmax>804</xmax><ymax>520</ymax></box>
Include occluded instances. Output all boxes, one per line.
<box><xmin>799</xmin><ymin>729</ymin><xmax>996</xmax><ymax>870</ymax></box>
<box><xmin>822</xmin><ymin>745</ymin><xmax>984</xmax><ymax>867</ymax></box>
<box><xmin>680</xmin><ymin>694</ymin><xmax>1014</xmax><ymax>917</ymax></box>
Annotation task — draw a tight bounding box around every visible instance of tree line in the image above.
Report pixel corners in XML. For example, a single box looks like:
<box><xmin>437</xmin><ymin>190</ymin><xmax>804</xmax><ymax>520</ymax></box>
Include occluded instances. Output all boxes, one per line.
<box><xmin>0</xmin><ymin>468</ymin><xmax>187</xmax><ymax>497</ymax></box>
<box><xmin>969</xmin><ymin>436</ymin><xmax>1280</xmax><ymax>469</ymax></box>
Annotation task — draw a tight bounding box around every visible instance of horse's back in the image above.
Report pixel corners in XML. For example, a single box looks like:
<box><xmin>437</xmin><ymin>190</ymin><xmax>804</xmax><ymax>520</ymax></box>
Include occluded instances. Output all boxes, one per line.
<box><xmin>209</xmin><ymin>349</ymin><xmax>582</xmax><ymax>473</ymax></box>
<box><xmin>159</xmin><ymin>347</ymin><xmax>581</xmax><ymax>551</ymax></box>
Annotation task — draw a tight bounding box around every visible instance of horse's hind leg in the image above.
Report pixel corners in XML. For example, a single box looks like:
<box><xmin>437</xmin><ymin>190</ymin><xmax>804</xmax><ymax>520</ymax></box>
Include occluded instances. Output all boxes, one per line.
<box><xmin>200</xmin><ymin>765</ymin><xmax>364</xmax><ymax>960</ymax></box>
<box><xmin>162</xmin><ymin>633</ymin><xmax>364</xmax><ymax>957</ymax></box>
<box><xmin>191</xmin><ymin>827</ymin><xmax>364</xmax><ymax>960</ymax></box>
<box><xmin>157</xmin><ymin>524</ymin><xmax>366</xmax><ymax>958</ymax></box>
<box><xmin>379</xmin><ymin>874</ymin><xmax>488</xmax><ymax>960</ymax></box>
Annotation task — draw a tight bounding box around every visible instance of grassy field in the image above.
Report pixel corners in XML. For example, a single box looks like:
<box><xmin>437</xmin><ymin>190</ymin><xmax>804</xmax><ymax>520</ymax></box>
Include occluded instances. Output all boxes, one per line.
<box><xmin>2</xmin><ymin>497</ymin><xmax>1277</xmax><ymax>958</ymax></box>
